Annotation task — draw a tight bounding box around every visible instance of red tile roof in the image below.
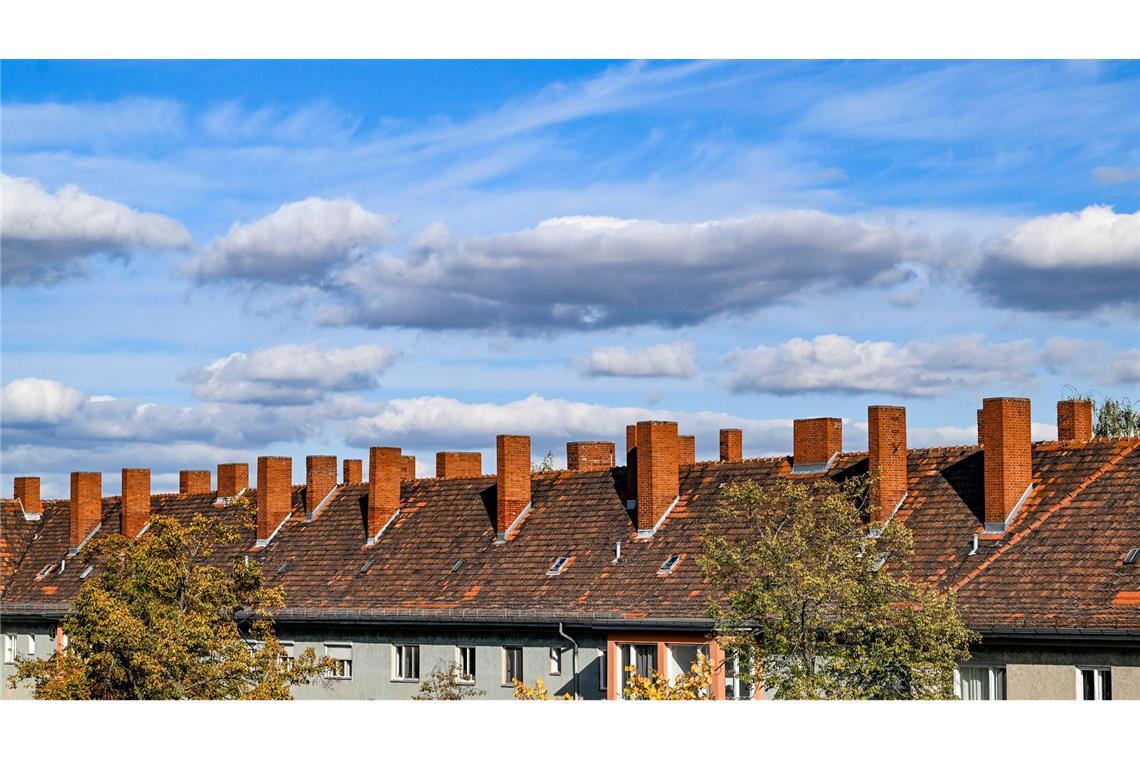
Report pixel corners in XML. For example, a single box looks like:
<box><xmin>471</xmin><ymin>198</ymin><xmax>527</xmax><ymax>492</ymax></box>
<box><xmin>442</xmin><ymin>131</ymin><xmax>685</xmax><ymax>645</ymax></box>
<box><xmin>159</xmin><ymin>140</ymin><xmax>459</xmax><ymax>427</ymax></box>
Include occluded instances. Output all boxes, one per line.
<box><xmin>3</xmin><ymin>438</ymin><xmax>1138</xmax><ymax>635</ymax></box>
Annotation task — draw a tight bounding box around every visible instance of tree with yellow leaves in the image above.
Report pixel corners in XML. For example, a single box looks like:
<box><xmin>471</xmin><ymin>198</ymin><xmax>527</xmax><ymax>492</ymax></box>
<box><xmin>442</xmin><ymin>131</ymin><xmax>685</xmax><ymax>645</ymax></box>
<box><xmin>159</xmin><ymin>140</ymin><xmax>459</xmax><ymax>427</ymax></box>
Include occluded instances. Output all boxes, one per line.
<box><xmin>623</xmin><ymin>653</ymin><xmax>713</xmax><ymax>700</ymax></box>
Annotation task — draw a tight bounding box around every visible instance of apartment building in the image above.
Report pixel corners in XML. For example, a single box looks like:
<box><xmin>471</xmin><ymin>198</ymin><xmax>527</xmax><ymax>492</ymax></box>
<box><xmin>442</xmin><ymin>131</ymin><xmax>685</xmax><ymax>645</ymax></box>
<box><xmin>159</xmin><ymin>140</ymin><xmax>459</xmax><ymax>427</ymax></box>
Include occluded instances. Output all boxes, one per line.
<box><xmin>3</xmin><ymin>397</ymin><xmax>1138</xmax><ymax>700</ymax></box>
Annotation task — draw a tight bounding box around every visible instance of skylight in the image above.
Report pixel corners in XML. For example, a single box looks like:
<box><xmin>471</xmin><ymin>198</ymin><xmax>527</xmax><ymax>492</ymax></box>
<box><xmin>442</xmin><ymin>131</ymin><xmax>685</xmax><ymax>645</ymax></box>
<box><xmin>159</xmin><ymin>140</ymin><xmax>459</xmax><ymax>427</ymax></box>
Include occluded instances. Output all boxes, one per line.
<box><xmin>547</xmin><ymin>556</ymin><xmax>570</xmax><ymax>576</ymax></box>
<box><xmin>80</xmin><ymin>565</ymin><xmax>94</xmax><ymax>579</ymax></box>
<box><xmin>658</xmin><ymin>554</ymin><xmax>681</xmax><ymax>575</ymax></box>
<box><xmin>359</xmin><ymin>559</ymin><xmax>375</xmax><ymax>575</ymax></box>
<box><xmin>276</xmin><ymin>562</ymin><xmax>290</xmax><ymax>575</ymax></box>
<box><xmin>1124</xmin><ymin>548</ymin><xmax>1140</xmax><ymax>566</ymax></box>
<box><xmin>451</xmin><ymin>559</ymin><xmax>465</xmax><ymax>573</ymax></box>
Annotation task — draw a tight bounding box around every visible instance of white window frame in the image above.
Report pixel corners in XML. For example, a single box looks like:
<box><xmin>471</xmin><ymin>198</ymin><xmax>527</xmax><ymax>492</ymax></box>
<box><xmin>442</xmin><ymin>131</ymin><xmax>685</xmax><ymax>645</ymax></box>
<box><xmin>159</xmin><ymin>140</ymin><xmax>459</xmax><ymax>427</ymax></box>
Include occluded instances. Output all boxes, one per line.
<box><xmin>548</xmin><ymin>646</ymin><xmax>562</xmax><ymax>675</ymax></box>
<box><xmin>278</xmin><ymin>640</ymin><xmax>295</xmax><ymax>670</ymax></box>
<box><xmin>954</xmin><ymin>665</ymin><xmax>1007</xmax><ymax>700</ymax></box>
<box><xmin>25</xmin><ymin>634</ymin><xmax>36</xmax><ymax>657</ymax></box>
<box><xmin>502</xmin><ymin>646</ymin><xmax>523</xmax><ymax>686</ymax></box>
<box><xmin>3</xmin><ymin>634</ymin><xmax>15</xmax><ymax>663</ymax></box>
<box><xmin>1076</xmin><ymin>666</ymin><xmax>1112</xmax><ymax>701</ymax></box>
<box><xmin>455</xmin><ymin>645</ymin><xmax>476</xmax><ymax>684</ymax></box>
<box><xmin>392</xmin><ymin>643</ymin><xmax>420</xmax><ymax>682</ymax></box>
<box><xmin>324</xmin><ymin>643</ymin><xmax>353</xmax><ymax>680</ymax></box>
<box><xmin>598</xmin><ymin>648</ymin><xmax>607</xmax><ymax>691</ymax></box>
<box><xmin>618</xmin><ymin>643</ymin><xmax>658</xmax><ymax>700</ymax></box>
<box><xmin>724</xmin><ymin>652</ymin><xmax>755</xmax><ymax>701</ymax></box>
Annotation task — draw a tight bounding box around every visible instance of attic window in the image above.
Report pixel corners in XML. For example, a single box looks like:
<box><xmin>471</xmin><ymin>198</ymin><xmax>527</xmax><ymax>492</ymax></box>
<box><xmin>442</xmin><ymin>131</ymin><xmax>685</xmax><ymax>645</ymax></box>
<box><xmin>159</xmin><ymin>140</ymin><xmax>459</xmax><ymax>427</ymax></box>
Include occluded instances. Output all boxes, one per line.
<box><xmin>359</xmin><ymin>559</ymin><xmax>375</xmax><ymax>575</ymax></box>
<box><xmin>658</xmin><ymin>554</ymin><xmax>681</xmax><ymax>575</ymax></box>
<box><xmin>276</xmin><ymin>562</ymin><xmax>290</xmax><ymax>576</ymax></box>
<box><xmin>36</xmin><ymin>564</ymin><xmax>55</xmax><ymax>580</ymax></box>
<box><xmin>1124</xmin><ymin>548</ymin><xmax>1140</xmax><ymax>566</ymax></box>
<box><xmin>451</xmin><ymin>559</ymin><xmax>465</xmax><ymax>573</ymax></box>
<box><xmin>547</xmin><ymin>556</ymin><xmax>570</xmax><ymax>576</ymax></box>
<box><xmin>80</xmin><ymin>565</ymin><xmax>94</xmax><ymax>579</ymax></box>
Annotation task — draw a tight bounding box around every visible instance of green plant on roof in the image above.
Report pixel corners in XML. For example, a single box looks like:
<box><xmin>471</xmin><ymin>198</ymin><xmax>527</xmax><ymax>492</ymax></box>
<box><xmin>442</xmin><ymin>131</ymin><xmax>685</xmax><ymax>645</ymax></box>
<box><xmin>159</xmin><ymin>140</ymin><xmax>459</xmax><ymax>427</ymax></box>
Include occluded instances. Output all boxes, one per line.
<box><xmin>1064</xmin><ymin>387</ymin><xmax>1140</xmax><ymax>438</ymax></box>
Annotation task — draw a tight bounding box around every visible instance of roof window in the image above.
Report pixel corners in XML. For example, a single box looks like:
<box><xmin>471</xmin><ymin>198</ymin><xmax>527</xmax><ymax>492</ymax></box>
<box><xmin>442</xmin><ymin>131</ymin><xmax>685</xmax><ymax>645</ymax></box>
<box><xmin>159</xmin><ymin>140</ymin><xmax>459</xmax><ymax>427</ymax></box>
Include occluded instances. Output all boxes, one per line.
<box><xmin>547</xmin><ymin>556</ymin><xmax>570</xmax><ymax>576</ymax></box>
<box><xmin>658</xmin><ymin>554</ymin><xmax>681</xmax><ymax>575</ymax></box>
<box><xmin>359</xmin><ymin>559</ymin><xmax>375</xmax><ymax>575</ymax></box>
<box><xmin>1124</xmin><ymin>548</ymin><xmax>1140</xmax><ymax>565</ymax></box>
<box><xmin>451</xmin><ymin>559</ymin><xmax>465</xmax><ymax>573</ymax></box>
<box><xmin>80</xmin><ymin>565</ymin><xmax>94</xmax><ymax>579</ymax></box>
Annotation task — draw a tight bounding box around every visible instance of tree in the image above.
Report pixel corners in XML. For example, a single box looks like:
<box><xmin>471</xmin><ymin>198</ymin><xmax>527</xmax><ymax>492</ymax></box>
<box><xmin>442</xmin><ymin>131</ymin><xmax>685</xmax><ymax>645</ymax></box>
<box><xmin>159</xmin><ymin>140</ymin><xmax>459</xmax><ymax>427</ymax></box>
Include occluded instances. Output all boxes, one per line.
<box><xmin>699</xmin><ymin>478</ymin><xmax>976</xmax><ymax>700</ymax></box>
<box><xmin>1067</xmin><ymin>390</ymin><xmax>1140</xmax><ymax>438</ymax></box>
<box><xmin>532</xmin><ymin>450</ymin><xmax>556</xmax><ymax>473</ymax></box>
<box><xmin>8</xmin><ymin>505</ymin><xmax>330</xmax><ymax>699</ymax></box>
<box><xmin>512</xmin><ymin>677</ymin><xmax>574</xmax><ymax>700</ymax></box>
<box><xmin>412</xmin><ymin>664</ymin><xmax>486</xmax><ymax>700</ymax></box>
<box><xmin>623</xmin><ymin>653</ymin><xmax>712</xmax><ymax>700</ymax></box>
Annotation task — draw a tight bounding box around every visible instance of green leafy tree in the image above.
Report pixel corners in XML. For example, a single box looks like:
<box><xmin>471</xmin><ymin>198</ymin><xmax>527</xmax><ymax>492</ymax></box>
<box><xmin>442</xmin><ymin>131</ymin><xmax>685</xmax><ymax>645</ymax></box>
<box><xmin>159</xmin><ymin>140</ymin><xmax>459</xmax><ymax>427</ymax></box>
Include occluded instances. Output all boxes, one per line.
<box><xmin>1065</xmin><ymin>389</ymin><xmax>1140</xmax><ymax>438</ymax></box>
<box><xmin>411</xmin><ymin>664</ymin><xmax>486</xmax><ymax>700</ymax></box>
<box><xmin>8</xmin><ymin>507</ymin><xmax>330</xmax><ymax>699</ymax></box>
<box><xmin>532</xmin><ymin>450</ymin><xmax>556</xmax><ymax>473</ymax></box>
<box><xmin>699</xmin><ymin>478</ymin><xmax>976</xmax><ymax>700</ymax></box>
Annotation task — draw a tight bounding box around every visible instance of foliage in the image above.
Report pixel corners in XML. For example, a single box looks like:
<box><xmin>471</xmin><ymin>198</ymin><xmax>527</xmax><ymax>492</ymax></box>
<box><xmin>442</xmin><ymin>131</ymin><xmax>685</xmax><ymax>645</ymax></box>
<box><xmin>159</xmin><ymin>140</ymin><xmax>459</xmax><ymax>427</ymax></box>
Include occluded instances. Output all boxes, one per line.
<box><xmin>699</xmin><ymin>478</ymin><xmax>976</xmax><ymax>700</ymax></box>
<box><xmin>512</xmin><ymin>677</ymin><xmax>574</xmax><ymax>700</ymax></box>
<box><xmin>532</xmin><ymin>450</ymin><xmax>556</xmax><ymax>473</ymax></box>
<box><xmin>1065</xmin><ymin>389</ymin><xmax>1140</xmax><ymax>438</ymax></box>
<box><xmin>411</xmin><ymin>664</ymin><xmax>486</xmax><ymax>700</ymax></box>
<box><xmin>623</xmin><ymin>653</ymin><xmax>713</xmax><ymax>700</ymax></box>
<box><xmin>8</xmin><ymin>509</ymin><xmax>331</xmax><ymax>699</ymax></box>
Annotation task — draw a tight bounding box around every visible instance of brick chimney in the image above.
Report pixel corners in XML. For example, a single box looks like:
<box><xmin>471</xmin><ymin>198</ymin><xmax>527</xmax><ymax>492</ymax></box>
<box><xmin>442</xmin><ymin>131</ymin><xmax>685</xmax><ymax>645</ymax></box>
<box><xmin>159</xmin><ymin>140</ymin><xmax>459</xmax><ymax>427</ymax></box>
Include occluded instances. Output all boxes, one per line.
<box><xmin>792</xmin><ymin>418</ymin><xmax>843</xmax><ymax>473</ymax></box>
<box><xmin>1057</xmin><ymin>399</ymin><xmax>1093</xmax><ymax>443</ymax></box>
<box><xmin>343</xmin><ymin>458</ymin><xmax>363</xmax><ymax>484</ymax></box>
<box><xmin>719</xmin><ymin>429</ymin><xmax>742</xmax><ymax>463</ymax></box>
<box><xmin>981</xmin><ymin>397</ymin><xmax>1033</xmax><ymax>533</ymax></box>
<box><xmin>678</xmin><ymin>434</ymin><xmax>696</xmax><ymax>466</ymax></box>
<box><xmin>976</xmin><ymin>409</ymin><xmax>985</xmax><ymax>445</ymax></box>
<box><xmin>867</xmin><ymin>406</ymin><xmax>907</xmax><ymax>523</ymax></box>
<box><xmin>14</xmin><ymin>477</ymin><xmax>41</xmax><ymax>519</ymax></box>
<box><xmin>217</xmin><ymin>463</ymin><xmax>248</xmax><ymax>498</ymax></box>
<box><xmin>70</xmin><ymin>471</ymin><xmax>102</xmax><ymax>554</ymax></box>
<box><xmin>306</xmin><ymin>455</ymin><xmax>337</xmax><ymax>520</ymax></box>
<box><xmin>401</xmin><ymin>455</ymin><xmax>417</xmax><ymax>480</ymax></box>
<box><xmin>495</xmin><ymin>435</ymin><xmax>531</xmax><ymax>542</ymax></box>
<box><xmin>626</xmin><ymin>424</ymin><xmax>638</xmax><ymax>504</ymax></box>
<box><xmin>367</xmin><ymin>447</ymin><xmax>401</xmax><ymax>542</ymax></box>
<box><xmin>635</xmin><ymin>421</ymin><xmax>679</xmax><ymax>537</ymax></box>
<box><xmin>180</xmin><ymin>470</ymin><xmax>211</xmax><ymax>495</ymax></box>
<box><xmin>566</xmin><ymin>441</ymin><xmax>615</xmax><ymax>472</ymax></box>
<box><xmin>436</xmin><ymin>451</ymin><xmax>482</xmax><ymax>479</ymax></box>
<box><xmin>255</xmin><ymin>456</ymin><xmax>292</xmax><ymax>546</ymax></box>
<box><xmin>121</xmin><ymin>467</ymin><xmax>151</xmax><ymax>538</ymax></box>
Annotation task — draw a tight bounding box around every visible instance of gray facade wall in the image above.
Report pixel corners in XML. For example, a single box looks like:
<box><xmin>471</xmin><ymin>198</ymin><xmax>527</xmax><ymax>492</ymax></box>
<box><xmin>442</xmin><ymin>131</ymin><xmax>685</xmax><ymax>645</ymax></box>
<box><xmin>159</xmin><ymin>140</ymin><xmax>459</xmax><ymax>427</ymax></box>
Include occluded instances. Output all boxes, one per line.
<box><xmin>965</xmin><ymin>644</ymin><xmax>1140</xmax><ymax>700</ymax></box>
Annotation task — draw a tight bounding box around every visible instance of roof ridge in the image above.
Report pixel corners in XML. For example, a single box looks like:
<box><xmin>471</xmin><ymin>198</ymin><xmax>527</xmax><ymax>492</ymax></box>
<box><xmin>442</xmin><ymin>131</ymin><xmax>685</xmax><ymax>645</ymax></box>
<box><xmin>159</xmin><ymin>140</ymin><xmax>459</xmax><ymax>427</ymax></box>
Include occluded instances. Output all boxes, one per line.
<box><xmin>952</xmin><ymin>438</ymin><xmax>1140</xmax><ymax>593</ymax></box>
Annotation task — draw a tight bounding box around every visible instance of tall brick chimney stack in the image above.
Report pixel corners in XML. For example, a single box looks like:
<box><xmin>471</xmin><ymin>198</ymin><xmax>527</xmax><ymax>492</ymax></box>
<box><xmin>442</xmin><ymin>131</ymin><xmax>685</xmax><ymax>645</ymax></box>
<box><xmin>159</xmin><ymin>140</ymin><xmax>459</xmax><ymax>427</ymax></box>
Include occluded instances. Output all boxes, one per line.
<box><xmin>306</xmin><ymin>455</ymin><xmax>337</xmax><ymax>520</ymax></box>
<box><xmin>981</xmin><ymin>397</ymin><xmax>1033</xmax><ymax>533</ymax></box>
<box><xmin>867</xmin><ymin>406</ymin><xmax>907</xmax><ymax>524</ymax></box>
<box><xmin>626</xmin><ymin>424</ymin><xmax>638</xmax><ymax>504</ymax></box>
<box><xmin>977</xmin><ymin>409</ymin><xmax>985</xmax><ymax>446</ymax></box>
<box><xmin>343</xmin><ymin>459</ymin><xmax>363</xmax><ymax>485</ymax></box>
<box><xmin>69</xmin><ymin>471</ymin><xmax>102</xmax><ymax>554</ymax></box>
<box><xmin>436</xmin><ymin>452</ymin><xmax>482</xmax><ymax>479</ymax></box>
<box><xmin>567</xmin><ymin>441</ymin><xmax>615</xmax><ymax>472</ymax></box>
<box><xmin>255</xmin><ymin>456</ymin><xmax>292</xmax><ymax>546</ymax></box>
<box><xmin>495</xmin><ymin>435</ymin><xmax>531</xmax><ymax>542</ymax></box>
<box><xmin>401</xmin><ymin>455</ymin><xmax>417</xmax><ymax>480</ymax></box>
<box><xmin>719</xmin><ymin>429</ymin><xmax>742</xmax><ymax>463</ymax></box>
<box><xmin>180</xmin><ymin>470</ymin><xmax>211</xmax><ymax>495</ymax></box>
<box><xmin>635</xmin><ymin>420</ymin><xmax>679</xmax><ymax>537</ymax></box>
<box><xmin>678</xmin><ymin>434</ymin><xmax>696</xmax><ymax>466</ymax></box>
<box><xmin>217</xmin><ymin>463</ymin><xmax>249</xmax><ymax>498</ymax></box>
<box><xmin>121</xmin><ymin>467</ymin><xmax>151</xmax><ymax>538</ymax></box>
<box><xmin>793</xmin><ymin>418</ymin><xmax>843</xmax><ymax>473</ymax></box>
<box><xmin>14</xmin><ymin>477</ymin><xmax>41</xmax><ymax>519</ymax></box>
<box><xmin>367</xmin><ymin>447</ymin><xmax>401</xmax><ymax>542</ymax></box>
<box><xmin>1057</xmin><ymin>399</ymin><xmax>1093</xmax><ymax>443</ymax></box>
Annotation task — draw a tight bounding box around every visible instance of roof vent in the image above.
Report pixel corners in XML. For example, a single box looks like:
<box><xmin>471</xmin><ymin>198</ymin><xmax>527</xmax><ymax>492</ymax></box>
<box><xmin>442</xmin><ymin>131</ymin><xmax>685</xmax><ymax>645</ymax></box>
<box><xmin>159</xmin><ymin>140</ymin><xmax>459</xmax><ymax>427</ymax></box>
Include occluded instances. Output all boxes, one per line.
<box><xmin>547</xmin><ymin>556</ymin><xmax>570</xmax><ymax>576</ymax></box>
<box><xmin>451</xmin><ymin>559</ymin><xmax>466</xmax><ymax>573</ymax></box>
<box><xmin>1124</xmin><ymin>548</ymin><xmax>1140</xmax><ymax>566</ymax></box>
<box><xmin>359</xmin><ymin>559</ymin><xmax>375</xmax><ymax>575</ymax></box>
<box><xmin>36</xmin><ymin>564</ymin><xmax>55</xmax><ymax>580</ymax></box>
<box><xmin>613</xmin><ymin>541</ymin><xmax>622</xmax><ymax>563</ymax></box>
<box><xmin>80</xmin><ymin>565</ymin><xmax>94</xmax><ymax>579</ymax></box>
<box><xmin>57</xmin><ymin>559</ymin><xmax>67</xmax><ymax>574</ymax></box>
<box><xmin>658</xmin><ymin>554</ymin><xmax>681</xmax><ymax>575</ymax></box>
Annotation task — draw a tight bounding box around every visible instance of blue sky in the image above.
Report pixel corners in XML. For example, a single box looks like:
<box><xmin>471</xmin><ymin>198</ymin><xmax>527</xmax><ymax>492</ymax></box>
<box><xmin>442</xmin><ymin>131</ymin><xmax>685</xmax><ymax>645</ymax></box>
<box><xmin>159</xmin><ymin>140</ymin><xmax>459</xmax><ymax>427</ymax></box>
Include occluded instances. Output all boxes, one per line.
<box><xmin>2</xmin><ymin>60</ymin><xmax>1138</xmax><ymax>496</ymax></box>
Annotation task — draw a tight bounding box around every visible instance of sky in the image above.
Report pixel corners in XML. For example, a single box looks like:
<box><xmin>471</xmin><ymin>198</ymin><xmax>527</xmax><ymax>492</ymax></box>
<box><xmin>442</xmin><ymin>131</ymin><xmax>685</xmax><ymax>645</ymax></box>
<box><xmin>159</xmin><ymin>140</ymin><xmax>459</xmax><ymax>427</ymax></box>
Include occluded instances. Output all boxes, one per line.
<box><xmin>2</xmin><ymin>59</ymin><xmax>1138</xmax><ymax>496</ymax></box>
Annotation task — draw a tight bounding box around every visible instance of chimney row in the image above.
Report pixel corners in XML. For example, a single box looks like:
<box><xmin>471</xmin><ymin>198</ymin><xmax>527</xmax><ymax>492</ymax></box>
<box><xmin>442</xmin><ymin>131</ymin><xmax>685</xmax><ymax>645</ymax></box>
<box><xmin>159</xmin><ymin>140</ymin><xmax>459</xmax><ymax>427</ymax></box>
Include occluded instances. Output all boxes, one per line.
<box><xmin>567</xmin><ymin>441</ymin><xmax>615</xmax><ymax>472</ymax></box>
<box><xmin>255</xmin><ymin>456</ymin><xmax>292</xmax><ymax>546</ymax></box>
<box><xmin>793</xmin><ymin>417</ymin><xmax>843</xmax><ymax>472</ymax></box>
<box><xmin>180</xmin><ymin>470</ymin><xmax>211</xmax><ymax>495</ymax></box>
<box><xmin>635</xmin><ymin>421</ymin><xmax>679</xmax><ymax>537</ymax></box>
<box><xmin>867</xmin><ymin>406</ymin><xmax>907</xmax><ymax>523</ymax></box>
<box><xmin>719</xmin><ymin>429</ymin><xmax>742</xmax><ymax>463</ymax></box>
<box><xmin>343</xmin><ymin>458</ymin><xmax>363</xmax><ymax>485</ymax></box>
<box><xmin>981</xmin><ymin>397</ymin><xmax>1033</xmax><ymax>533</ymax></box>
<box><xmin>121</xmin><ymin>467</ymin><xmax>151</xmax><ymax>538</ymax></box>
<box><xmin>217</xmin><ymin>463</ymin><xmax>248</xmax><ymax>498</ymax></box>
<box><xmin>1057</xmin><ymin>399</ymin><xmax>1093</xmax><ymax>443</ymax></box>
<box><xmin>69</xmin><ymin>471</ymin><xmax>102</xmax><ymax>554</ymax></box>
<box><xmin>306</xmin><ymin>455</ymin><xmax>338</xmax><ymax>519</ymax></box>
<box><xmin>678</xmin><ymin>434</ymin><xmax>696</xmax><ymax>466</ymax></box>
<box><xmin>436</xmin><ymin>451</ymin><xmax>482</xmax><ymax>479</ymax></box>
<box><xmin>367</xmin><ymin>447</ymin><xmax>401</xmax><ymax>542</ymax></box>
<box><xmin>495</xmin><ymin>435</ymin><xmax>531</xmax><ymax>542</ymax></box>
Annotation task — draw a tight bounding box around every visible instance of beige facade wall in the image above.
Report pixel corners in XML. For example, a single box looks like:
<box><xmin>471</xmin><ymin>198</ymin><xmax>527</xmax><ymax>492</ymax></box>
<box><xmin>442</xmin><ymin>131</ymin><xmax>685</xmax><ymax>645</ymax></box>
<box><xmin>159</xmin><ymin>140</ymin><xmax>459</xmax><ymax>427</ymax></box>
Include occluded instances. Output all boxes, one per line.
<box><xmin>972</xmin><ymin>646</ymin><xmax>1140</xmax><ymax>700</ymax></box>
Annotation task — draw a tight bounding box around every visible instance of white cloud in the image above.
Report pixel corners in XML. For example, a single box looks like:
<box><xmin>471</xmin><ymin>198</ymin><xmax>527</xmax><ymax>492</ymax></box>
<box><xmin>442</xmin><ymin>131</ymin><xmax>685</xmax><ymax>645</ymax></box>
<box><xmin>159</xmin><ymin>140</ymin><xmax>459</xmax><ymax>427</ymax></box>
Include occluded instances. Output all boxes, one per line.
<box><xmin>578</xmin><ymin>340</ymin><xmax>697</xmax><ymax>378</ymax></box>
<box><xmin>1</xmin><ymin>378</ymin><xmax>86</xmax><ymax>426</ymax></box>
<box><xmin>322</xmin><ymin>210</ymin><xmax>927</xmax><ymax>332</ymax></box>
<box><xmin>185</xmin><ymin>344</ymin><xmax>401</xmax><ymax>405</ymax></box>
<box><xmin>973</xmin><ymin>206</ymin><xmax>1140</xmax><ymax>313</ymax></box>
<box><xmin>0</xmin><ymin>98</ymin><xmax>185</xmax><ymax>148</ymax></box>
<box><xmin>728</xmin><ymin>333</ymin><xmax>1035</xmax><ymax>397</ymax></box>
<box><xmin>188</xmin><ymin>197</ymin><xmax>395</xmax><ymax>284</ymax></box>
<box><xmin>0</xmin><ymin>174</ymin><xmax>192</xmax><ymax>285</ymax></box>
<box><xmin>1040</xmin><ymin>337</ymin><xmax>1140</xmax><ymax>387</ymax></box>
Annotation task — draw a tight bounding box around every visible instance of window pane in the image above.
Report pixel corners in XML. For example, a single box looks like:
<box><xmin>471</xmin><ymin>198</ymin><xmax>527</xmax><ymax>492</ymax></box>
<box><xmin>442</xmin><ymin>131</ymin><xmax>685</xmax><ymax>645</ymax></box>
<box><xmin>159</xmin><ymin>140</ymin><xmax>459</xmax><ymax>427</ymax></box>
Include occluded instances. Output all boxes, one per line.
<box><xmin>993</xmin><ymin>668</ymin><xmax>1006</xmax><ymax>700</ymax></box>
<box><xmin>959</xmin><ymin>667</ymin><xmax>988</xmax><ymax>700</ymax></box>
<box><xmin>598</xmin><ymin>650</ymin><xmax>607</xmax><ymax>690</ymax></box>
<box><xmin>1101</xmin><ymin>670</ymin><xmax>1111</xmax><ymax>701</ymax></box>
<box><xmin>1081</xmin><ymin>669</ymin><xmax>1095</xmax><ymax>700</ymax></box>
<box><xmin>549</xmin><ymin>647</ymin><xmax>562</xmax><ymax>675</ymax></box>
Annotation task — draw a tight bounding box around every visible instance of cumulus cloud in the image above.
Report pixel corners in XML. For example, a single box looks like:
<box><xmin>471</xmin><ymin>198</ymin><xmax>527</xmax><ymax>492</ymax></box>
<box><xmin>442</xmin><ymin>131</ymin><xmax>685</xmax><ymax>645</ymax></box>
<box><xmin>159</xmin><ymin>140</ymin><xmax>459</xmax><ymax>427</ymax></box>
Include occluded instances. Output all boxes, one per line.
<box><xmin>188</xmin><ymin>197</ymin><xmax>395</xmax><ymax>284</ymax></box>
<box><xmin>320</xmin><ymin>211</ymin><xmax>927</xmax><ymax>332</ymax></box>
<box><xmin>1</xmin><ymin>378</ymin><xmax>86</xmax><ymax>426</ymax></box>
<box><xmin>1</xmin><ymin>174</ymin><xmax>193</xmax><ymax>285</ymax></box>
<box><xmin>184</xmin><ymin>344</ymin><xmax>401</xmax><ymax>405</ymax></box>
<box><xmin>1040</xmin><ymin>337</ymin><xmax>1140</xmax><ymax>386</ymax></box>
<box><xmin>728</xmin><ymin>334</ymin><xmax>1035</xmax><ymax>397</ymax></box>
<box><xmin>973</xmin><ymin>206</ymin><xmax>1140</xmax><ymax>313</ymax></box>
<box><xmin>578</xmin><ymin>340</ymin><xmax>697</xmax><ymax>378</ymax></box>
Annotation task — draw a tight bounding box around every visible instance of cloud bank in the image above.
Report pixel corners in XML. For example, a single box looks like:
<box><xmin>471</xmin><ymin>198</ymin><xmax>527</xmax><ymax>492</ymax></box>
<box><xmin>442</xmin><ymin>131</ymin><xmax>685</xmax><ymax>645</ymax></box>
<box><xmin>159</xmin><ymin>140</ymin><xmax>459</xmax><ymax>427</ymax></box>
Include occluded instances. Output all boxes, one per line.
<box><xmin>578</xmin><ymin>340</ymin><xmax>697</xmax><ymax>378</ymax></box>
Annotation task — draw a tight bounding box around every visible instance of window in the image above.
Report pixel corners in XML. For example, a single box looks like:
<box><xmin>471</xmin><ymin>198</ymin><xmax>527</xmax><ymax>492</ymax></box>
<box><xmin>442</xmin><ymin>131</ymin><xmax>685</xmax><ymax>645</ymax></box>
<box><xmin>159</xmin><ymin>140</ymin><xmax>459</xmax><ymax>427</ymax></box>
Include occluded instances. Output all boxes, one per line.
<box><xmin>658</xmin><ymin>554</ymin><xmax>681</xmax><ymax>575</ymax></box>
<box><xmin>667</xmin><ymin>644</ymin><xmax>707</xmax><ymax>678</ymax></box>
<box><xmin>25</xmin><ymin>634</ymin><xmax>36</xmax><ymax>658</ymax></box>
<box><xmin>325</xmin><ymin>643</ymin><xmax>352</xmax><ymax>680</ymax></box>
<box><xmin>456</xmin><ymin>646</ymin><xmax>476</xmax><ymax>683</ymax></box>
<box><xmin>393</xmin><ymin>644</ymin><xmax>420</xmax><ymax>681</ymax></box>
<box><xmin>3</xmin><ymin>634</ymin><xmax>15</xmax><ymax>663</ymax></box>
<box><xmin>725</xmin><ymin>654</ymin><xmax>754</xmax><ymax>701</ymax></box>
<box><xmin>1078</xmin><ymin>667</ymin><xmax>1112</xmax><ymax>701</ymax></box>
<box><xmin>956</xmin><ymin>666</ymin><xmax>1007</xmax><ymax>700</ymax></box>
<box><xmin>598</xmin><ymin>649</ymin><xmax>607</xmax><ymax>691</ymax></box>
<box><xmin>548</xmin><ymin>556</ymin><xmax>570</xmax><ymax>576</ymax></box>
<box><xmin>549</xmin><ymin>646</ymin><xmax>562</xmax><ymax>675</ymax></box>
<box><xmin>279</xmin><ymin>641</ymin><xmax>295</xmax><ymax>670</ymax></box>
<box><xmin>620</xmin><ymin>643</ymin><xmax>657</xmax><ymax>697</ymax></box>
<box><xmin>503</xmin><ymin>646</ymin><xmax>523</xmax><ymax>685</ymax></box>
